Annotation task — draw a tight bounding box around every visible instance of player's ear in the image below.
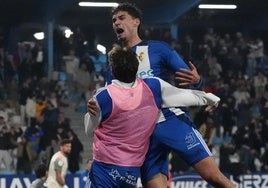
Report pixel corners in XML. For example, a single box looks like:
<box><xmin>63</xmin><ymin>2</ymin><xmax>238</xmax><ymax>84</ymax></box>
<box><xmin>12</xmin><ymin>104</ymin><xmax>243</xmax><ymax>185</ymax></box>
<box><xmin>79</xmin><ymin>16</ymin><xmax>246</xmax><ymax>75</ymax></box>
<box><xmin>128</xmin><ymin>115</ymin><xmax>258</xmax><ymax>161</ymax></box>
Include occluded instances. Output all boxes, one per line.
<box><xmin>134</xmin><ymin>18</ymin><xmax>140</xmax><ymax>27</ymax></box>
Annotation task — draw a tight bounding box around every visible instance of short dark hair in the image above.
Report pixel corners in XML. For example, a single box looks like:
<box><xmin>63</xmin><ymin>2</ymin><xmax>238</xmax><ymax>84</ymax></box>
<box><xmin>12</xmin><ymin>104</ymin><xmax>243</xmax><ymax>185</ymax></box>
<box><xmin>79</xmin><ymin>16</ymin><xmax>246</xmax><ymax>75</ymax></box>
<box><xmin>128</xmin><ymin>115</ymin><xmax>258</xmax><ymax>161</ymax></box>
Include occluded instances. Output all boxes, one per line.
<box><xmin>60</xmin><ymin>139</ymin><xmax>72</xmax><ymax>146</ymax></box>
<box><xmin>34</xmin><ymin>163</ymin><xmax>47</xmax><ymax>178</ymax></box>
<box><xmin>109</xmin><ymin>46</ymin><xmax>139</xmax><ymax>83</ymax></box>
<box><xmin>111</xmin><ymin>2</ymin><xmax>142</xmax><ymax>20</ymax></box>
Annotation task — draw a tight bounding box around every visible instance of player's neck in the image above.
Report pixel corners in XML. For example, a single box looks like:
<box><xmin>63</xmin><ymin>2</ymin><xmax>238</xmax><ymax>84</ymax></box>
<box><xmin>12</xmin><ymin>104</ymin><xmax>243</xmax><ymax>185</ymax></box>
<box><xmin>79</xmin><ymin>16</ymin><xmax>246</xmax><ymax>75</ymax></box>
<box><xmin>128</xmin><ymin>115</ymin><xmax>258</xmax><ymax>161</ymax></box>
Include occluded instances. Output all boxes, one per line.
<box><xmin>124</xmin><ymin>35</ymin><xmax>142</xmax><ymax>48</ymax></box>
<box><xmin>60</xmin><ymin>150</ymin><xmax>67</xmax><ymax>157</ymax></box>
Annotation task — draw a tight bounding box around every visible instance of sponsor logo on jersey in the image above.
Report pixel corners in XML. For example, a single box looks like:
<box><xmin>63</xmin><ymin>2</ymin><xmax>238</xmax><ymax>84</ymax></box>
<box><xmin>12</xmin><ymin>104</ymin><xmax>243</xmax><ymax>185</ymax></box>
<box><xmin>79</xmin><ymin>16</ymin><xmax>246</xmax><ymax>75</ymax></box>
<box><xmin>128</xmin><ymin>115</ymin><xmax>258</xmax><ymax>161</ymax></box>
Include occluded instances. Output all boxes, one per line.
<box><xmin>185</xmin><ymin>132</ymin><xmax>200</xmax><ymax>149</ymax></box>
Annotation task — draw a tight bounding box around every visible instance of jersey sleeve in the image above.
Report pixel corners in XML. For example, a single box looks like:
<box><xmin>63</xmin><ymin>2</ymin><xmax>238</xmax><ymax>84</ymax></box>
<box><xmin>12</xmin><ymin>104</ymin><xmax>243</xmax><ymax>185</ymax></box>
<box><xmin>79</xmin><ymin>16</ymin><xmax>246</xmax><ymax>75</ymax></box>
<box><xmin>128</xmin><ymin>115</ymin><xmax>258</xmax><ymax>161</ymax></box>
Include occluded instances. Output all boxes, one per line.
<box><xmin>143</xmin><ymin>78</ymin><xmax>162</xmax><ymax>108</ymax></box>
<box><xmin>157</xmin><ymin>78</ymin><xmax>220</xmax><ymax>107</ymax></box>
<box><xmin>84</xmin><ymin>87</ymin><xmax>112</xmax><ymax>137</ymax></box>
<box><xmin>157</xmin><ymin>41</ymin><xmax>188</xmax><ymax>72</ymax></box>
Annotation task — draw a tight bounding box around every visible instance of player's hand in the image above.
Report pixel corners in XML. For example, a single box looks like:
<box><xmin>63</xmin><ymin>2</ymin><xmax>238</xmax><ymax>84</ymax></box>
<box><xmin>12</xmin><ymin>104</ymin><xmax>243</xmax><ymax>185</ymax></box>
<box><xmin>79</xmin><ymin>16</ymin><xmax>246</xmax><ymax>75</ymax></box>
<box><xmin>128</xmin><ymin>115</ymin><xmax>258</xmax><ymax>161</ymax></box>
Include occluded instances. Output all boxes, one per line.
<box><xmin>175</xmin><ymin>61</ymin><xmax>200</xmax><ymax>86</ymax></box>
<box><xmin>87</xmin><ymin>98</ymin><xmax>99</xmax><ymax>116</ymax></box>
<box><xmin>205</xmin><ymin>102</ymin><xmax>219</xmax><ymax>113</ymax></box>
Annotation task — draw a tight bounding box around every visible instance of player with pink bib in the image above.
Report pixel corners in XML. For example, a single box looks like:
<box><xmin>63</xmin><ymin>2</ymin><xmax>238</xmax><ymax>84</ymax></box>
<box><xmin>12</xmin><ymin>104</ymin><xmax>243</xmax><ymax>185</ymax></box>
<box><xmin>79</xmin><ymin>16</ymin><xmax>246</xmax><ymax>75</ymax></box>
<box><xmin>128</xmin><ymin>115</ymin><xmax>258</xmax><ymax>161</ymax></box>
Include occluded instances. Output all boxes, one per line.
<box><xmin>84</xmin><ymin>47</ymin><xmax>220</xmax><ymax>188</ymax></box>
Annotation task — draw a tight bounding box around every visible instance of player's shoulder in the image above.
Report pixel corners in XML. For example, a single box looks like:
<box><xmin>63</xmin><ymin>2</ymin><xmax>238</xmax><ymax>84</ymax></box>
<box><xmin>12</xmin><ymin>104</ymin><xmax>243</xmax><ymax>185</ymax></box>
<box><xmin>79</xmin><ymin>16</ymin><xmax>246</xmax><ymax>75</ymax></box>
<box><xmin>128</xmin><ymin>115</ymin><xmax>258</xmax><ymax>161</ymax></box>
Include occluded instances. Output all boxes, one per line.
<box><xmin>143</xmin><ymin>77</ymin><xmax>161</xmax><ymax>86</ymax></box>
<box><xmin>95</xmin><ymin>87</ymin><xmax>108</xmax><ymax>95</ymax></box>
<box><xmin>143</xmin><ymin>76</ymin><xmax>160</xmax><ymax>81</ymax></box>
<box><xmin>94</xmin><ymin>86</ymin><xmax>111</xmax><ymax>106</ymax></box>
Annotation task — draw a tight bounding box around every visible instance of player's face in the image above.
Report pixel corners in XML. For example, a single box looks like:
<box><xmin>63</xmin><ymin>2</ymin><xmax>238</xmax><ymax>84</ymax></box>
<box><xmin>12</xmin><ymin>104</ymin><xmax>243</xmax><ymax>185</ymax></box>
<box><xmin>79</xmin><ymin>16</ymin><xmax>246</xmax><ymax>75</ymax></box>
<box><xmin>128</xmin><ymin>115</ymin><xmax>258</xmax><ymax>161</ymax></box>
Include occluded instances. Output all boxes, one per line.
<box><xmin>112</xmin><ymin>11</ymin><xmax>140</xmax><ymax>42</ymax></box>
<box><xmin>61</xmin><ymin>143</ymin><xmax>72</xmax><ymax>155</ymax></box>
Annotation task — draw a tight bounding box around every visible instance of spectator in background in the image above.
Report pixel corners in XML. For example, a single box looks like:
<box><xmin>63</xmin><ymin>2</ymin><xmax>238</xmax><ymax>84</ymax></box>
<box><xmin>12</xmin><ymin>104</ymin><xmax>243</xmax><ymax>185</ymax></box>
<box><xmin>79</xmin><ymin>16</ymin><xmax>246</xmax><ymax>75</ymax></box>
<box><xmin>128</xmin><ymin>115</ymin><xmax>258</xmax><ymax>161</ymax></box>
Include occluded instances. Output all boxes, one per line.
<box><xmin>9</xmin><ymin>124</ymin><xmax>23</xmax><ymax>171</ymax></box>
<box><xmin>0</xmin><ymin>125</ymin><xmax>12</xmax><ymax>172</ymax></box>
<box><xmin>67</xmin><ymin>130</ymin><xmax>83</xmax><ymax>174</ymax></box>
<box><xmin>181</xmin><ymin>34</ymin><xmax>194</xmax><ymax>61</ymax></box>
<box><xmin>255</xmin><ymin>37</ymin><xmax>264</xmax><ymax>65</ymax></box>
<box><xmin>41</xmin><ymin>100</ymin><xmax>59</xmax><ymax>131</ymax></box>
<box><xmin>31</xmin><ymin>43</ymin><xmax>45</xmax><ymax>81</ymax></box>
<box><xmin>232</xmin><ymin>85</ymin><xmax>251</xmax><ymax>110</ymax></box>
<box><xmin>207</xmin><ymin>56</ymin><xmax>222</xmax><ymax>80</ymax></box>
<box><xmin>219</xmin><ymin>140</ymin><xmax>244</xmax><ymax>183</ymax></box>
<box><xmin>260</xmin><ymin>117</ymin><xmax>268</xmax><ymax>147</ymax></box>
<box><xmin>72</xmin><ymin>27</ymin><xmax>86</xmax><ymax>58</ymax></box>
<box><xmin>218</xmin><ymin>100</ymin><xmax>235</xmax><ymax>137</ymax></box>
<box><xmin>47</xmin><ymin>92</ymin><xmax>59</xmax><ymax>110</ymax></box>
<box><xmin>233</xmin><ymin>119</ymin><xmax>262</xmax><ymax>174</ymax></box>
<box><xmin>55</xmin><ymin>112</ymin><xmax>71</xmax><ymax>133</ymax></box>
<box><xmin>17</xmin><ymin>54</ymin><xmax>33</xmax><ymax>85</ymax></box>
<box><xmin>56</xmin><ymin>126</ymin><xmax>68</xmax><ymax>141</ymax></box>
<box><xmin>62</xmin><ymin>49</ymin><xmax>79</xmax><ymax>82</ymax></box>
<box><xmin>261</xmin><ymin>146</ymin><xmax>268</xmax><ymax>172</ymax></box>
<box><xmin>2</xmin><ymin>52</ymin><xmax>15</xmax><ymax>92</ymax></box>
<box><xmin>17</xmin><ymin>135</ymin><xmax>33</xmax><ymax>174</ymax></box>
<box><xmin>55</xmin><ymin>80</ymin><xmax>71</xmax><ymax>107</ymax></box>
<box><xmin>31</xmin><ymin>163</ymin><xmax>48</xmax><ymax>188</ymax></box>
<box><xmin>35</xmin><ymin>95</ymin><xmax>47</xmax><ymax>120</ymax></box>
<box><xmin>24</xmin><ymin>123</ymin><xmax>44</xmax><ymax>164</ymax></box>
<box><xmin>253</xmin><ymin>71</ymin><xmax>267</xmax><ymax>99</ymax></box>
<box><xmin>55</xmin><ymin>113</ymin><xmax>71</xmax><ymax>141</ymax></box>
<box><xmin>25</xmin><ymin>92</ymin><xmax>37</xmax><ymax>127</ymax></box>
<box><xmin>234</xmin><ymin>32</ymin><xmax>247</xmax><ymax>56</ymax></box>
<box><xmin>199</xmin><ymin>117</ymin><xmax>216</xmax><ymax>150</ymax></box>
<box><xmin>246</xmin><ymin>39</ymin><xmax>258</xmax><ymax>78</ymax></box>
<box><xmin>80</xmin><ymin>52</ymin><xmax>95</xmax><ymax>79</ymax></box>
<box><xmin>36</xmin><ymin>114</ymin><xmax>51</xmax><ymax>152</ymax></box>
<box><xmin>19</xmin><ymin>79</ymin><xmax>31</xmax><ymax>126</ymax></box>
<box><xmin>75</xmin><ymin>62</ymin><xmax>93</xmax><ymax>111</ymax></box>
<box><xmin>229</xmin><ymin>47</ymin><xmax>245</xmax><ymax>74</ymax></box>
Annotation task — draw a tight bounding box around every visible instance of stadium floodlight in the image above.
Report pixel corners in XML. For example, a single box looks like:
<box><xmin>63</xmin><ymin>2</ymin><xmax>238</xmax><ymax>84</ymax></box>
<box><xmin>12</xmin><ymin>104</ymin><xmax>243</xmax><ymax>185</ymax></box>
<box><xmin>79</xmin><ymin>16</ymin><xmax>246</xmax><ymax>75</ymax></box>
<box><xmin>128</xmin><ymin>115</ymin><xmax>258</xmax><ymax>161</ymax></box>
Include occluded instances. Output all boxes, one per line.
<box><xmin>34</xmin><ymin>32</ymin><xmax>44</xmax><ymax>40</ymax></box>
<box><xmin>79</xmin><ymin>2</ymin><xmax>119</xmax><ymax>7</ymax></box>
<box><xmin>198</xmin><ymin>4</ymin><xmax>237</xmax><ymax>9</ymax></box>
<box><xmin>64</xmin><ymin>28</ymin><xmax>73</xmax><ymax>38</ymax></box>
<box><xmin>97</xmin><ymin>44</ymin><xmax>106</xmax><ymax>54</ymax></box>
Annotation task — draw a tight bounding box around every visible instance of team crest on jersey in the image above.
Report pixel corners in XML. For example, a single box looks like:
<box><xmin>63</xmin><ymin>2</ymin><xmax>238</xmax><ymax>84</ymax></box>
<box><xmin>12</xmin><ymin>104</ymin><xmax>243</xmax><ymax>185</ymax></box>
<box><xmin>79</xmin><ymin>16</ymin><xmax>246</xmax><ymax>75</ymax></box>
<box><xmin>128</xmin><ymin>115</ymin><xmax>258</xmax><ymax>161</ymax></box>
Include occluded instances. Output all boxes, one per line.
<box><xmin>138</xmin><ymin>52</ymin><xmax>145</xmax><ymax>62</ymax></box>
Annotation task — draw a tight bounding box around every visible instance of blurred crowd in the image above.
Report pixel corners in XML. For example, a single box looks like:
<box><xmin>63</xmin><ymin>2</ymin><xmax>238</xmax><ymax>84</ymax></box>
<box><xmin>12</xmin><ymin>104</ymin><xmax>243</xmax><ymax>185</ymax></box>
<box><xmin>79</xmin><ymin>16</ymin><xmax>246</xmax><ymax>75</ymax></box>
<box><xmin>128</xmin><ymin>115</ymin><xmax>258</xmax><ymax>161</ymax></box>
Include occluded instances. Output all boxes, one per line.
<box><xmin>0</xmin><ymin>26</ymin><xmax>267</xmax><ymax>179</ymax></box>
<box><xmin>0</xmin><ymin>27</ymin><xmax>102</xmax><ymax>175</ymax></box>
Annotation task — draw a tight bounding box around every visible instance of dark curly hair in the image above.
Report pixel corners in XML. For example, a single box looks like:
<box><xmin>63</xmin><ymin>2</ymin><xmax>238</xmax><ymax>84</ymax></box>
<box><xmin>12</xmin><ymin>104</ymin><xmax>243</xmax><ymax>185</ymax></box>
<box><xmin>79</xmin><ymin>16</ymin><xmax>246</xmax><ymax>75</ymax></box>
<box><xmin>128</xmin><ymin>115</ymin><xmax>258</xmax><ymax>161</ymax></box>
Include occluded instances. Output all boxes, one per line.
<box><xmin>109</xmin><ymin>46</ymin><xmax>139</xmax><ymax>83</ymax></box>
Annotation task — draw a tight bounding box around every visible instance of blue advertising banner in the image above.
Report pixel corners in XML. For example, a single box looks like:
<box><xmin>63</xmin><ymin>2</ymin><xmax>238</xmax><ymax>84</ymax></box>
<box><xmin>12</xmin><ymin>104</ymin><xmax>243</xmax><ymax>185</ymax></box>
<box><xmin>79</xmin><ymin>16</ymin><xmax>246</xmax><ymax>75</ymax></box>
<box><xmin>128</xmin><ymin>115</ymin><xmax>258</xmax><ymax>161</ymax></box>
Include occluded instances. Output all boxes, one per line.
<box><xmin>169</xmin><ymin>173</ymin><xmax>268</xmax><ymax>188</ymax></box>
<box><xmin>0</xmin><ymin>172</ymin><xmax>267</xmax><ymax>188</ymax></box>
